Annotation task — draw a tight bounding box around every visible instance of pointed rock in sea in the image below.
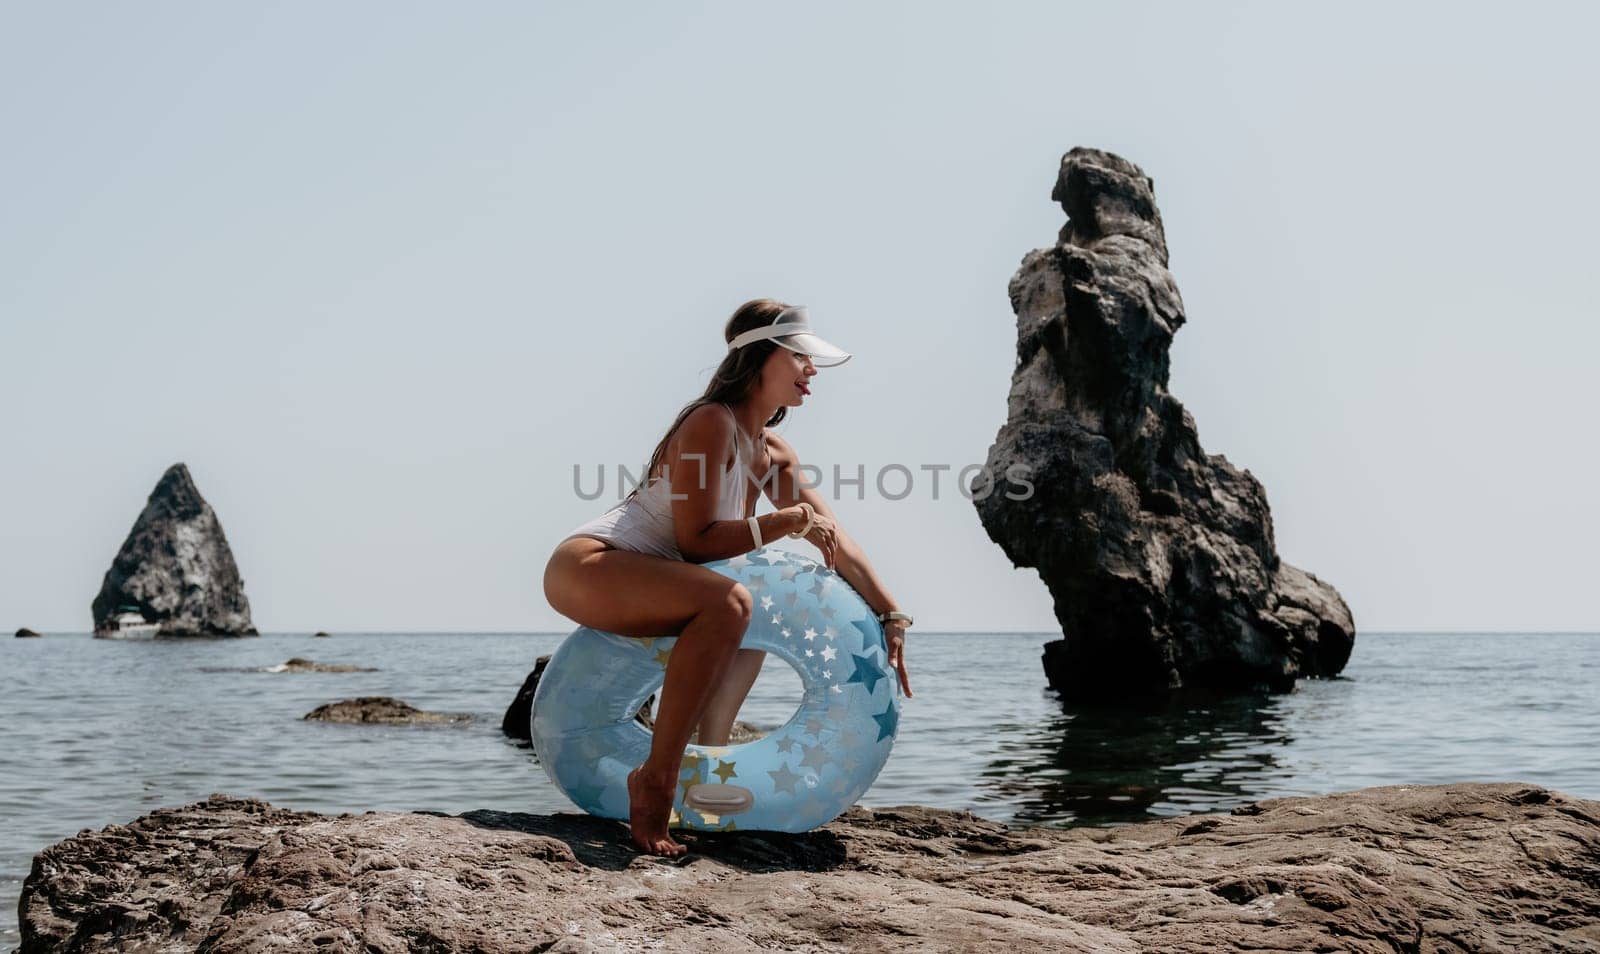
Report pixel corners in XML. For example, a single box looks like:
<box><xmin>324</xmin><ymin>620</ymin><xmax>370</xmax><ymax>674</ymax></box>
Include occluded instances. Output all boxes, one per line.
<box><xmin>91</xmin><ymin>462</ymin><xmax>258</xmax><ymax>637</ymax></box>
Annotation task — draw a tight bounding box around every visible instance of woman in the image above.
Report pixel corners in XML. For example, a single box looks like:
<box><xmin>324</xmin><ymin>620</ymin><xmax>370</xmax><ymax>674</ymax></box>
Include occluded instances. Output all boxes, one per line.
<box><xmin>543</xmin><ymin>298</ymin><xmax>914</xmax><ymax>857</ymax></box>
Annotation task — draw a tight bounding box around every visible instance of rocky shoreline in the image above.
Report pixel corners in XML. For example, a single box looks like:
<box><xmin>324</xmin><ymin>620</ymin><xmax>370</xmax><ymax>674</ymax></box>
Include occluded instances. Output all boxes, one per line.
<box><xmin>18</xmin><ymin>782</ymin><xmax>1600</xmax><ymax>952</ymax></box>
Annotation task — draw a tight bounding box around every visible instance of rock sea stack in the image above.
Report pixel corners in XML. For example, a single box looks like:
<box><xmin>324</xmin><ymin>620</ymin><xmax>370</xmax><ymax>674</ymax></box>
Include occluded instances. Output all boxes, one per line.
<box><xmin>976</xmin><ymin>147</ymin><xmax>1355</xmax><ymax>698</ymax></box>
<box><xmin>90</xmin><ymin>463</ymin><xmax>257</xmax><ymax>637</ymax></box>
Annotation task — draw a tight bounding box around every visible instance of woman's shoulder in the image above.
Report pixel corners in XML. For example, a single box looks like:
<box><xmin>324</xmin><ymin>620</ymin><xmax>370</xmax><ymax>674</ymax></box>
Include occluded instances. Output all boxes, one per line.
<box><xmin>670</xmin><ymin>402</ymin><xmax>738</xmax><ymax>453</ymax></box>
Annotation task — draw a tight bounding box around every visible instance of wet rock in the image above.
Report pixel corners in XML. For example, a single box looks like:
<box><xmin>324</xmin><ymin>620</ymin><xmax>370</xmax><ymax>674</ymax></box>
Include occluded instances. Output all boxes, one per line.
<box><xmin>303</xmin><ymin>697</ymin><xmax>471</xmax><ymax>725</ymax></box>
<box><xmin>976</xmin><ymin>147</ymin><xmax>1355</xmax><ymax>699</ymax></box>
<box><xmin>715</xmin><ymin>719</ymin><xmax>767</xmax><ymax>744</ymax></box>
<box><xmin>274</xmin><ymin>657</ymin><xmax>378</xmax><ymax>673</ymax></box>
<box><xmin>90</xmin><ymin>463</ymin><xmax>258</xmax><ymax>637</ymax></box>
<box><xmin>19</xmin><ymin>782</ymin><xmax>1600</xmax><ymax>953</ymax></box>
<box><xmin>500</xmin><ymin>654</ymin><xmax>552</xmax><ymax>740</ymax></box>
<box><xmin>15</xmin><ymin>627</ymin><xmax>42</xmax><ymax>638</ymax></box>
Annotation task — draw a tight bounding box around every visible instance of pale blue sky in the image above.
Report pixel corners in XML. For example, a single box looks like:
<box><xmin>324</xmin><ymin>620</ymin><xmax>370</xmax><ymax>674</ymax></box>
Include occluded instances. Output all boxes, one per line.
<box><xmin>3</xmin><ymin>2</ymin><xmax>1595</xmax><ymax>633</ymax></box>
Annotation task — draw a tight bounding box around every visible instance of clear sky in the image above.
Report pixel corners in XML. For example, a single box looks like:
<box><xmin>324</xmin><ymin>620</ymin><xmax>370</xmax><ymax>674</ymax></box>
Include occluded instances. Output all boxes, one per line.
<box><xmin>3</xmin><ymin>2</ymin><xmax>1595</xmax><ymax>634</ymax></box>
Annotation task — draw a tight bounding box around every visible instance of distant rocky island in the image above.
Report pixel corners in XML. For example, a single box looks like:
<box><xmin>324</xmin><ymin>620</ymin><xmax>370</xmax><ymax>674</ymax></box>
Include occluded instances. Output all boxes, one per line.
<box><xmin>977</xmin><ymin>147</ymin><xmax>1355</xmax><ymax>699</ymax></box>
<box><xmin>91</xmin><ymin>462</ymin><xmax>257</xmax><ymax>637</ymax></box>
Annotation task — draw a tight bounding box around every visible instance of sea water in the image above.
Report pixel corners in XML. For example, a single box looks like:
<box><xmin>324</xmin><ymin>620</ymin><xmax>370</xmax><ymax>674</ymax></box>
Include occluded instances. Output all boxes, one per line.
<box><xmin>4</xmin><ymin>631</ymin><xmax>1598</xmax><ymax>946</ymax></box>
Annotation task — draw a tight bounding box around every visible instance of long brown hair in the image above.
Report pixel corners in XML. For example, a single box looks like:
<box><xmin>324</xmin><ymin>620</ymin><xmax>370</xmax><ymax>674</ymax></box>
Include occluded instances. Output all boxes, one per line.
<box><xmin>622</xmin><ymin>298</ymin><xmax>796</xmax><ymax>503</ymax></box>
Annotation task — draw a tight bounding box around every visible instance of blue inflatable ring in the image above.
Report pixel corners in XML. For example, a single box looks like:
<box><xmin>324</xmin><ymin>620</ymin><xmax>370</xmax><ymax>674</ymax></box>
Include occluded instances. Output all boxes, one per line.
<box><xmin>531</xmin><ymin>546</ymin><xmax>901</xmax><ymax>833</ymax></box>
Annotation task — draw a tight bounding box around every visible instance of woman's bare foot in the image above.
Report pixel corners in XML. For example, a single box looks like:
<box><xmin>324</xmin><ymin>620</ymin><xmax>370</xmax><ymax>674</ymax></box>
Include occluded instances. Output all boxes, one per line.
<box><xmin>627</xmin><ymin>765</ymin><xmax>685</xmax><ymax>857</ymax></box>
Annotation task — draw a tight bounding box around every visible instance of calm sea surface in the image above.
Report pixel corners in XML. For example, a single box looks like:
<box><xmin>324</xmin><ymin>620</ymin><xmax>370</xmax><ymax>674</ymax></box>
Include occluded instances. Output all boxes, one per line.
<box><xmin>5</xmin><ymin>631</ymin><xmax>1599</xmax><ymax>946</ymax></box>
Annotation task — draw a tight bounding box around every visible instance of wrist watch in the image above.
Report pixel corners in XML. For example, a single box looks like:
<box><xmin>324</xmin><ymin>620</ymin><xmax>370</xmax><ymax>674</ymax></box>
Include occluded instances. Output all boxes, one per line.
<box><xmin>876</xmin><ymin>611</ymin><xmax>914</xmax><ymax>627</ymax></box>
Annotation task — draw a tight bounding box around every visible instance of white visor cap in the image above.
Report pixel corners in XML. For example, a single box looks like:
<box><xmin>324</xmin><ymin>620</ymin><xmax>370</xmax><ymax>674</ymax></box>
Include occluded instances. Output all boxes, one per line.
<box><xmin>727</xmin><ymin>305</ymin><xmax>852</xmax><ymax>367</ymax></box>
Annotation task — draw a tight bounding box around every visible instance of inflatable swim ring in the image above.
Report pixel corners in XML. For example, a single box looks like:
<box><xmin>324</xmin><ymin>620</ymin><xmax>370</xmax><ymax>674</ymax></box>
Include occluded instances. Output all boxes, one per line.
<box><xmin>531</xmin><ymin>546</ymin><xmax>901</xmax><ymax>833</ymax></box>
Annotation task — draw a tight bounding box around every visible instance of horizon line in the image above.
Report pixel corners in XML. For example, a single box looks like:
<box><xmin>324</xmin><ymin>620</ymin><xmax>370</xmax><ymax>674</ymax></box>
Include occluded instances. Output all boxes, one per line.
<box><xmin>12</xmin><ymin>629</ymin><xmax>1600</xmax><ymax>637</ymax></box>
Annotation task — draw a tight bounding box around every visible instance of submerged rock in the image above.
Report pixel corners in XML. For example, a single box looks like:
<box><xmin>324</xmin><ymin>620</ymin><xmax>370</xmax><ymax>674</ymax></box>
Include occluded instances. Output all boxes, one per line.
<box><xmin>303</xmin><ymin>697</ymin><xmax>471</xmax><ymax>725</ymax></box>
<box><xmin>15</xmin><ymin>627</ymin><xmax>42</xmax><ymax>638</ymax></box>
<box><xmin>712</xmin><ymin>719</ymin><xmax>767</xmax><ymax>744</ymax></box>
<box><xmin>90</xmin><ymin>463</ymin><xmax>257</xmax><ymax>637</ymax></box>
<box><xmin>273</xmin><ymin>657</ymin><xmax>377</xmax><ymax>673</ymax></box>
<box><xmin>18</xmin><ymin>782</ymin><xmax>1599</xmax><ymax>953</ymax></box>
<box><xmin>977</xmin><ymin>147</ymin><xmax>1355</xmax><ymax>698</ymax></box>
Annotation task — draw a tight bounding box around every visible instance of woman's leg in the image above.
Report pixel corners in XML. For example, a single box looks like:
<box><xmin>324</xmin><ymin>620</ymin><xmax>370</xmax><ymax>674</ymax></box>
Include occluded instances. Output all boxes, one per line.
<box><xmin>543</xmin><ymin>537</ymin><xmax>752</xmax><ymax>856</ymax></box>
<box><xmin>678</xmin><ymin>649</ymin><xmax>767</xmax><ymax>746</ymax></box>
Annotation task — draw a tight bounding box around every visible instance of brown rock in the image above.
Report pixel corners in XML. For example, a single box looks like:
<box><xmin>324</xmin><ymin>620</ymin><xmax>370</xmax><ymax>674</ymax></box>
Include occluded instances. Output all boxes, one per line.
<box><xmin>718</xmin><ymin>719</ymin><xmax>767</xmax><ymax>744</ymax></box>
<box><xmin>302</xmin><ymin>697</ymin><xmax>471</xmax><ymax>725</ymax></box>
<box><xmin>19</xmin><ymin>783</ymin><xmax>1600</xmax><ymax>953</ymax></box>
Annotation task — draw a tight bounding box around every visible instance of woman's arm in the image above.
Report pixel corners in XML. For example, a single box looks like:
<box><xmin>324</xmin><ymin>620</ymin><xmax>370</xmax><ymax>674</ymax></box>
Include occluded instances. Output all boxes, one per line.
<box><xmin>762</xmin><ymin>432</ymin><xmax>913</xmax><ymax>696</ymax></box>
<box><xmin>668</xmin><ymin>405</ymin><xmax>807</xmax><ymax>564</ymax></box>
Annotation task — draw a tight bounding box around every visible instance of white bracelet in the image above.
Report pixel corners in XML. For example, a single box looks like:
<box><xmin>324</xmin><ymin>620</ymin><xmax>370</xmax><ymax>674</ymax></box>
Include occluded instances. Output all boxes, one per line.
<box><xmin>786</xmin><ymin>502</ymin><xmax>815</xmax><ymax>539</ymax></box>
<box><xmin>747</xmin><ymin>515</ymin><xmax>763</xmax><ymax>550</ymax></box>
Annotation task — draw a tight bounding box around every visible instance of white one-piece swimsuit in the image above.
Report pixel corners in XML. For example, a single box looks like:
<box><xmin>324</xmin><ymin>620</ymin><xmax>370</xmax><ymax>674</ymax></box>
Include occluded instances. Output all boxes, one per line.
<box><xmin>561</xmin><ymin>403</ymin><xmax>751</xmax><ymax>561</ymax></box>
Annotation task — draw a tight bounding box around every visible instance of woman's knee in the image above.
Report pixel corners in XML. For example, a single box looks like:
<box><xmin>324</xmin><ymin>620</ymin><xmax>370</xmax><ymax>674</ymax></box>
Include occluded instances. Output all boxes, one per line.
<box><xmin>698</xmin><ymin>581</ymin><xmax>753</xmax><ymax>638</ymax></box>
<box><xmin>723</xmin><ymin>582</ymin><xmax>754</xmax><ymax>623</ymax></box>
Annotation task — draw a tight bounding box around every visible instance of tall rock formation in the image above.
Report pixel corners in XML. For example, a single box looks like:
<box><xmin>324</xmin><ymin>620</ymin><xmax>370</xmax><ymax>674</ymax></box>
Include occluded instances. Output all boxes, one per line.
<box><xmin>976</xmin><ymin>147</ymin><xmax>1354</xmax><ymax>699</ymax></box>
<box><xmin>91</xmin><ymin>463</ymin><xmax>258</xmax><ymax>637</ymax></box>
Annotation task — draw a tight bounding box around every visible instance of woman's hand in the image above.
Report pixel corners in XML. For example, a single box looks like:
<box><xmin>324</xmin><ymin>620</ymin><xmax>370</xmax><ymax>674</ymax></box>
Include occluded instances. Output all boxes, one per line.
<box><xmin>884</xmin><ymin>619</ymin><xmax>912</xmax><ymax>698</ymax></box>
<box><xmin>798</xmin><ymin>506</ymin><xmax>839</xmax><ymax>569</ymax></box>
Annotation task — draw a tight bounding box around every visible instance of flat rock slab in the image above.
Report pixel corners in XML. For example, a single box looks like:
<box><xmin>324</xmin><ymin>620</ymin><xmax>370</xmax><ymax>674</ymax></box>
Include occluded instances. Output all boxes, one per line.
<box><xmin>19</xmin><ymin>782</ymin><xmax>1600</xmax><ymax>953</ymax></box>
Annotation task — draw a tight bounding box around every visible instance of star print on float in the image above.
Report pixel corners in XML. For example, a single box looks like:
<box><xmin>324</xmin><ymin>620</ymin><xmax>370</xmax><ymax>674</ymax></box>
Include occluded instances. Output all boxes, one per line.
<box><xmin>529</xmin><ymin>547</ymin><xmax>903</xmax><ymax>833</ymax></box>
